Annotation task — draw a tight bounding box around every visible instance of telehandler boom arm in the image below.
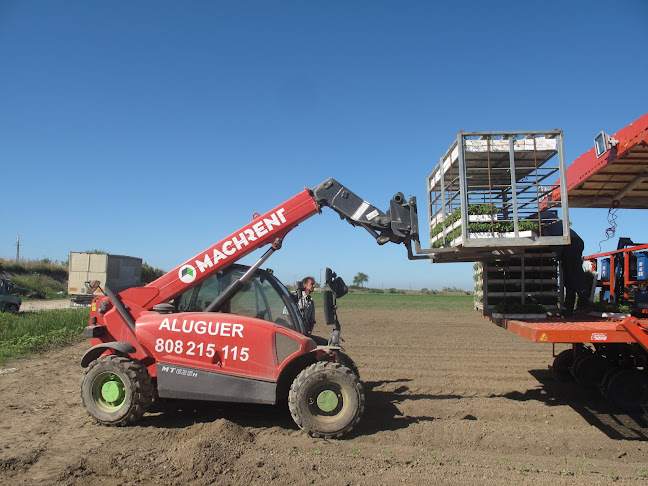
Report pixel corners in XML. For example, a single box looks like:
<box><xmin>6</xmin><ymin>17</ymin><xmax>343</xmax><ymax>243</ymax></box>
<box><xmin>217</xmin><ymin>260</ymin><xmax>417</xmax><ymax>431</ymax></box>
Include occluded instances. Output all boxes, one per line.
<box><xmin>118</xmin><ymin>178</ymin><xmax>416</xmax><ymax>312</ymax></box>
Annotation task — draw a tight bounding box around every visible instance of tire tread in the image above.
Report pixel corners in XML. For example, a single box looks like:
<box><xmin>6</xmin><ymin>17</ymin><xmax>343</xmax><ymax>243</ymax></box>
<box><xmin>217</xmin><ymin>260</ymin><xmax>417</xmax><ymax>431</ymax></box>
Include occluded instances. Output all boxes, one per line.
<box><xmin>81</xmin><ymin>354</ymin><xmax>153</xmax><ymax>426</ymax></box>
<box><xmin>288</xmin><ymin>361</ymin><xmax>364</xmax><ymax>439</ymax></box>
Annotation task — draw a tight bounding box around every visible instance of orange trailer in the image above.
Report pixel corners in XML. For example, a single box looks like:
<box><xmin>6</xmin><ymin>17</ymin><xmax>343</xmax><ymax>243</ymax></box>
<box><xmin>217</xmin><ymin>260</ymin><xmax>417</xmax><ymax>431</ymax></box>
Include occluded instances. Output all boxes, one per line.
<box><xmin>491</xmin><ymin>113</ymin><xmax>648</xmax><ymax>412</ymax></box>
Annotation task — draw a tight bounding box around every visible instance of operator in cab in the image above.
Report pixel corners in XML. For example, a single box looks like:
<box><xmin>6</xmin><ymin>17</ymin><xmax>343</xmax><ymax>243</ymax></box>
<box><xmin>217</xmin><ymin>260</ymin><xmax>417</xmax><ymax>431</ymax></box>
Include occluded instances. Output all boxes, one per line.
<box><xmin>296</xmin><ymin>276</ymin><xmax>317</xmax><ymax>334</ymax></box>
<box><xmin>294</xmin><ymin>276</ymin><xmax>329</xmax><ymax>345</ymax></box>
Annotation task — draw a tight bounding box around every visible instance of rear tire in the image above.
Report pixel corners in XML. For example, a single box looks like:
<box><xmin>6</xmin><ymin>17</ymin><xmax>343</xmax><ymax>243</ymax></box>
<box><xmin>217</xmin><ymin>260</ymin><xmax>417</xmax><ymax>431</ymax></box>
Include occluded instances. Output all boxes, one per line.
<box><xmin>573</xmin><ymin>353</ymin><xmax>609</xmax><ymax>388</ymax></box>
<box><xmin>551</xmin><ymin>350</ymin><xmax>575</xmax><ymax>382</ymax></box>
<box><xmin>607</xmin><ymin>369</ymin><xmax>648</xmax><ymax>412</ymax></box>
<box><xmin>288</xmin><ymin>362</ymin><xmax>364</xmax><ymax>439</ymax></box>
<box><xmin>81</xmin><ymin>355</ymin><xmax>153</xmax><ymax>426</ymax></box>
<box><xmin>600</xmin><ymin>367</ymin><xmax>626</xmax><ymax>397</ymax></box>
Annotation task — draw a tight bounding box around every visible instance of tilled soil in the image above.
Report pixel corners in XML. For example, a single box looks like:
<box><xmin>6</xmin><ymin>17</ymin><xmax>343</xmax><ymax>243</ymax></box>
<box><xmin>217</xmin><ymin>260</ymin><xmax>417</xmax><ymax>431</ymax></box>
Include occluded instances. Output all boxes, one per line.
<box><xmin>1</xmin><ymin>306</ymin><xmax>647</xmax><ymax>485</ymax></box>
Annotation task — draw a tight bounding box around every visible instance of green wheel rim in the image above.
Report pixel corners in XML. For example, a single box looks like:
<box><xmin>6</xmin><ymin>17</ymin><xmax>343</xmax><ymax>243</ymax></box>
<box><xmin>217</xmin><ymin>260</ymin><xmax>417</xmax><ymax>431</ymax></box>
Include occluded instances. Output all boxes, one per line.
<box><xmin>308</xmin><ymin>381</ymin><xmax>346</xmax><ymax>418</ymax></box>
<box><xmin>92</xmin><ymin>372</ymin><xmax>127</xmax><ymax>412</ymax></box>
<box><xmin>317</xmin><ymin>389</ymin><xmax>339</xmax><ymax>412</ymax></box>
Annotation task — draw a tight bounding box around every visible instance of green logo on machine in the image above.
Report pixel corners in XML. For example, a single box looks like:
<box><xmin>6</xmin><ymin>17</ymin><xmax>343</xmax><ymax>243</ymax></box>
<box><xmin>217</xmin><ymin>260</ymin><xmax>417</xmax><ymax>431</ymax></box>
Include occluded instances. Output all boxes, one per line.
<box><xmin>178</xmin><ymin>264</ymin><xmax>196</xmax><ymax>283</ymax></box>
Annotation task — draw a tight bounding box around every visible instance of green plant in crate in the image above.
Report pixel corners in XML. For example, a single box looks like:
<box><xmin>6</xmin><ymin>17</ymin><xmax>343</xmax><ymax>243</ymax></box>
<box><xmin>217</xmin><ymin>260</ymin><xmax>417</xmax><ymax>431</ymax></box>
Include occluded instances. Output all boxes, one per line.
<box><xmin>468</xmin><ymin>222</ymin><xmax>496</xmax><ymax>233</ymax></box>
<box><xmin>431</xmin><ymin>206</ymin><xmax>542</xmax><ymax>246</ymax></box>
<box><xmin>431</xmin><ymin>226</ymin><xmax>462</xmax><ymax>248</ymax></box>
<box><xmin>467</xmin><ymin>220</ymin><xmax>539</xmax><ymax>234</ymax></box>
<box><xmin>467</xmin><ymin>204</ymin><xmax>499</xmax><ymax>215</ymax></box>
<box><xmin>430</xmin><ymin>207</ymin><xmax>462</xmax><ymax>237</ymax></box>
<box><xmin>592</xmin><ymin>301</ymin><xmax>631</xmax><ymax>313</ymax></box>
<box><xmin>519</xmin><ymin>221</ymin><xmax>540</xmax><ymax>232</ymax></box>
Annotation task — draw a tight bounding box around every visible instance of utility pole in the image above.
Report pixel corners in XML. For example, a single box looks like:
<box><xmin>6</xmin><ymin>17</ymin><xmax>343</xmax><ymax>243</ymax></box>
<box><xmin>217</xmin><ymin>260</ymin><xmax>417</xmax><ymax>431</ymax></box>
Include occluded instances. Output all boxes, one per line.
<box><xmin>16</xmin><ymin>235</ymin><xmax>20</xmax><ymax>261</ymax></box>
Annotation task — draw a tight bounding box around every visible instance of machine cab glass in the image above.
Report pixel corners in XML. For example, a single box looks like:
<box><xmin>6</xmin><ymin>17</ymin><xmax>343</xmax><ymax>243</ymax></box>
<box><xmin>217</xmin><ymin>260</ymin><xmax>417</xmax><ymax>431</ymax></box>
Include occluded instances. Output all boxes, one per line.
<box><xmin>174</xmin><ymin>264</ymin><xmax>305</xmax><ymax>334</ymax></box>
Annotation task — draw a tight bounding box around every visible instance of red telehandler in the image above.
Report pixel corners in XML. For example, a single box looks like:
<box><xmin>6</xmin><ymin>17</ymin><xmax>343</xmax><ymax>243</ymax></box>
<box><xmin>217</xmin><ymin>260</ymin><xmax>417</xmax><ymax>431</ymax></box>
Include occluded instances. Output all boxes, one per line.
<box><xmin>80</xmin><ymin>179</ymin><xmax>415</xmax><ymax>438</ymax></box>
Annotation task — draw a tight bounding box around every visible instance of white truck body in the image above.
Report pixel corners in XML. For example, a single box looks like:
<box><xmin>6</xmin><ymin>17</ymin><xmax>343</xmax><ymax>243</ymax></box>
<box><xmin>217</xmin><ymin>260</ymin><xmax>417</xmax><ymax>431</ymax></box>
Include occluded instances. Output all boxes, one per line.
<box><xmin>68</xmin><ymin>252</ymin><xmax>142</xmax><ymax>305</ymax></box>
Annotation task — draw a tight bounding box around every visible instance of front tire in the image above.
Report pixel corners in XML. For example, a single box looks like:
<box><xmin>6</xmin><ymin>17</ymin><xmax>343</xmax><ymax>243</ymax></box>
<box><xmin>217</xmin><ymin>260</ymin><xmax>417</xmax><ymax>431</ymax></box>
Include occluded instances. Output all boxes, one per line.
<box><xmin>2</xmin><ymin>303</ymin><xmax>18</xmax><ymax>313</ymax></box>
<box><xmin>81</xmin><ymin>355</ymin><xmax>153</xmax><ymax>426</ymax></box>
<box><xmin>288</xmin><ymin>362</ymin><xmax>364</xmax><ymax>439</ymax></box>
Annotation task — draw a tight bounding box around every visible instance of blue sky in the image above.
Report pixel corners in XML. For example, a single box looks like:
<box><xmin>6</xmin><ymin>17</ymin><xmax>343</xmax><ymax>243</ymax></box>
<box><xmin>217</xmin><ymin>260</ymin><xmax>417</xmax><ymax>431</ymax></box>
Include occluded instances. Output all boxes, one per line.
<box><xmin>2</xmin><ymin>0</ymin><xmax>647</xmax><ymax>290</ymax></box>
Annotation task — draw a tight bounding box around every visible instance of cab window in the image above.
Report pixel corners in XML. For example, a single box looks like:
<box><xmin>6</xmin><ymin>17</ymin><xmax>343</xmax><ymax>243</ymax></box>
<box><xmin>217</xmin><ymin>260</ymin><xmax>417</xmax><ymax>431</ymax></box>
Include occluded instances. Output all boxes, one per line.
<box><xmin>175</xmin><ymin>267</ymin><xmax>298</xmax><ymax>331</ymax></box>
<box><xmin>230</xmin><ymin>276</ymin><xmax>297</xmax><ymax>330</ymax></box>
<box><xmin>177</xmin><ymin>269</ymin><xmax>240</xmax><ymax>312</ymax></box>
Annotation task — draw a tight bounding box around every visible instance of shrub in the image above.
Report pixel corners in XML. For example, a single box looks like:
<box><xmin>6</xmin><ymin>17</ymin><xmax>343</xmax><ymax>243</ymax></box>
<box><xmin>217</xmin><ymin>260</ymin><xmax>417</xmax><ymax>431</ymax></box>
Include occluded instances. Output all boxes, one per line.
<box><xmin>442</xmin><ymin>286</ymin><xmax>467</xmax><ymax>293</ymax></box>
<box><xmin>387</xmin><ymin>288</ymin><xmax>405</xmax><ymax>294</ymax></box>
<box><xmin>10</xmin><ymin>274</ymin><xmax>67</xmax><ymax>299</ymax></box>
<box><xmin>142</xmin><ymin>262</ymin><xmax>165</xmax><ymax>284</ymax></box>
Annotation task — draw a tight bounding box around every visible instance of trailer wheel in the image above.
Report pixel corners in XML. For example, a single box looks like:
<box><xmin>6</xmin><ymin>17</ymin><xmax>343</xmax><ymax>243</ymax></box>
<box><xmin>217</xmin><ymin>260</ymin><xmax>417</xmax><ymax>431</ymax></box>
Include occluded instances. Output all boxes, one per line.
<box><xmin>551</xmin><ymin>350</ymin><xmax>575</xmax><ymax>382</ymax></box>
<box><xmin>81</xmin><ymin>355</ymin><xmax>153</xmax><ymax>426</ymax></box>
<box><xmin>607</xmin><ymin>369</ymin><xmax>648</xmax><ymax>412</ymax></box>
<box><xmin>288</xmin><ymin>362</ymin><xmax>364</xmax><ymax>439</ymax></box>
<box><xmin>600</xmin><ymin>367</ymin><xmax>626</xmax><ymax>397</ymax></box>
<box><xmin>573</xmin><ymin>353</ymin><xmax>610</xmax><ymax>388</ymax></box>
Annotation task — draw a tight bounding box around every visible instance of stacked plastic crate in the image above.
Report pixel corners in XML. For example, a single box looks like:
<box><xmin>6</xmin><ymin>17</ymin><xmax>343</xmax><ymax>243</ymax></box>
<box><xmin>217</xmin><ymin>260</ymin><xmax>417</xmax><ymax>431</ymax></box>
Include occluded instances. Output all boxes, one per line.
<box><xmin>475</xmin><ymin>250</ymin><xmax>561</xmax><ymax>317</ymax></box>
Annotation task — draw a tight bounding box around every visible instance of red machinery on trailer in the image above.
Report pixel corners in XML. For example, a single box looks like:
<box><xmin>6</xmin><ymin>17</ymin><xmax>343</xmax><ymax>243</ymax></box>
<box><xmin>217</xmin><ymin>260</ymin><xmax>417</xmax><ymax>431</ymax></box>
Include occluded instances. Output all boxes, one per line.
<box><xmin>492</xmin><ymin>112</ymin><xmax>648</xmax><ymax>412</ymax></box>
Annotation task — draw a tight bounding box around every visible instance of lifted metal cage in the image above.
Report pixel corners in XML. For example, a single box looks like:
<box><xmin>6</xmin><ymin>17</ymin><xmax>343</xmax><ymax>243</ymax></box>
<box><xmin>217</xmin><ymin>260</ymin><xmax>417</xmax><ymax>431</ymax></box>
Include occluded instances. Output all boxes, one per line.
<box><xmin>424</xmin><ymin>130</ymin><xmax>571</xmax><ymax>262</ymax></box>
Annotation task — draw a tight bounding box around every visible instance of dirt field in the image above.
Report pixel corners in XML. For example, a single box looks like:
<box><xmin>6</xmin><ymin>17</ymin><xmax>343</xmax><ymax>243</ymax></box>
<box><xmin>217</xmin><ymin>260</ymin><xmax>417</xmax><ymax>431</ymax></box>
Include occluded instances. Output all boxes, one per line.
<box><xmin>1</xmin><ymin>306</ymin><xmax>647</xmax><ymax>485</ymax></box>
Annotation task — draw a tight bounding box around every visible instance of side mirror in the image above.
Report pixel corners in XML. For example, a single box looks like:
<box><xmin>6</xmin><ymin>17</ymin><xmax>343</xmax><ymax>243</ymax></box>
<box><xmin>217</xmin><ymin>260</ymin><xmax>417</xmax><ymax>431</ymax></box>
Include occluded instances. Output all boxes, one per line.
<box><xmin>325</xmin><ymin>268</ymin><xmax>348</xmax><ymax>298</ymax></box>
<box><xmin>322</xmin><ymin>290</ymin><xmax>336</xmax><ymax>325</ymax></box>
<box><xmin>330</xmin><ymin>277</ymin><xmax>348</xmax><ymax>298</ymax></box>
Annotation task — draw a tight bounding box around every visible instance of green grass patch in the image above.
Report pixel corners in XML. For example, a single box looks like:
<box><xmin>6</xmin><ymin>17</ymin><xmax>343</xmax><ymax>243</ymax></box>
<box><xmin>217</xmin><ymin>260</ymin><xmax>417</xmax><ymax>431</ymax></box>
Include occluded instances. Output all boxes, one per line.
<box><xmin>0</xmin><ymin>308</ymin><xmax>89</xmax><ymax>364</ymax></box>
<box><xmin>312</xmin><ymin>292</ymin><xmax>474</xmax><ymax>311</ymax></box>
<box><xmin>11</xmin><ymin>273</ymin><xmax>68</xmax><ymax>300</ymax></box>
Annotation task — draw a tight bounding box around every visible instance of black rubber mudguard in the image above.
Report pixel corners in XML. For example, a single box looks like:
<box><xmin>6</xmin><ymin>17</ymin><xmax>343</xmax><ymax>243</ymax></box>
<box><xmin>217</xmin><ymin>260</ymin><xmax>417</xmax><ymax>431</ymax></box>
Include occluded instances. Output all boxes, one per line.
<box><xmin>80</xmin><ymin>341</ymin><xmax>136</xmax><ymax>368</ymax></box>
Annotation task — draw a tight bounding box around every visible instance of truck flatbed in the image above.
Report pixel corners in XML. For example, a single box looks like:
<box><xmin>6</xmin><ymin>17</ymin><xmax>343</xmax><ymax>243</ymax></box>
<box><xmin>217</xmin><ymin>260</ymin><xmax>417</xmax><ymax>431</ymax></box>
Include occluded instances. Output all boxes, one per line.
<box><xmin>490</xmin><ymin>314</ymin><xmax>634</xmax><ymax>344</ymax></box>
